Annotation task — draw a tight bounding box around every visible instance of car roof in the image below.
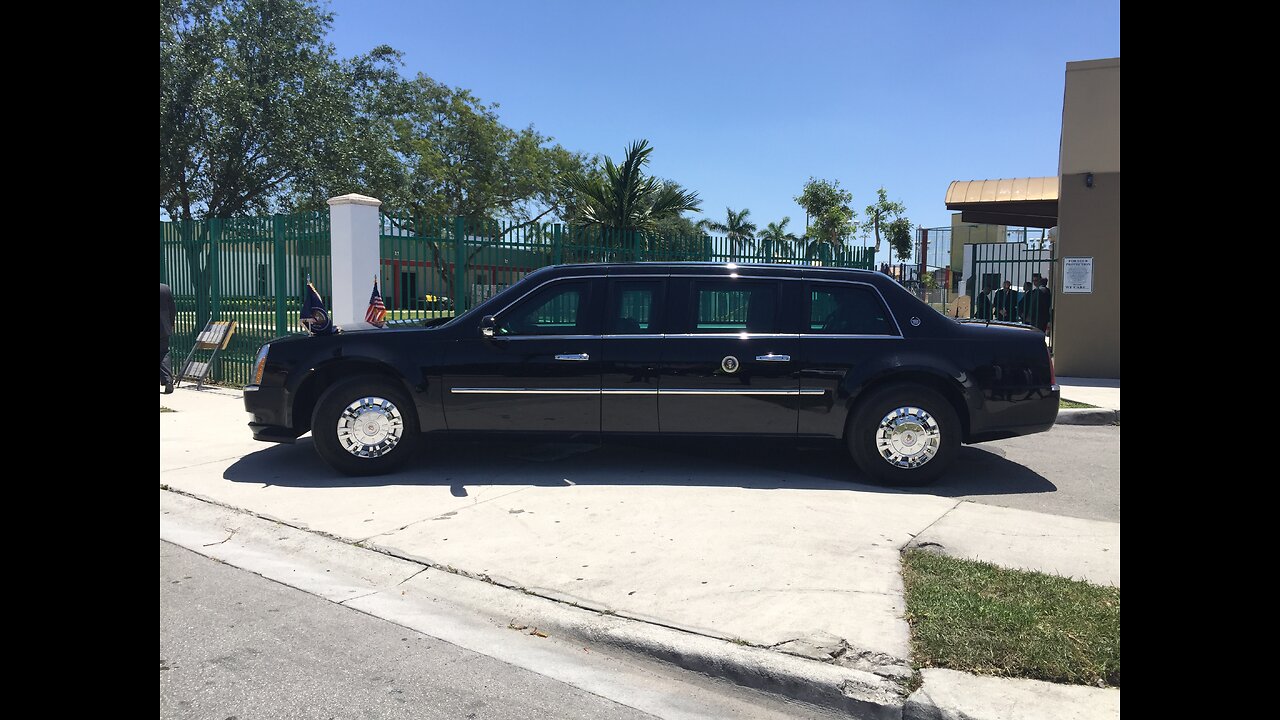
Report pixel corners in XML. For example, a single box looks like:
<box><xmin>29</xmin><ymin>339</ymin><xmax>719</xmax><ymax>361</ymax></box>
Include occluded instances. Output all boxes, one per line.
<box><xmin>539</xmin><ymin>262</ymin><xmax>881</xmax><ymax>279</ymax></box>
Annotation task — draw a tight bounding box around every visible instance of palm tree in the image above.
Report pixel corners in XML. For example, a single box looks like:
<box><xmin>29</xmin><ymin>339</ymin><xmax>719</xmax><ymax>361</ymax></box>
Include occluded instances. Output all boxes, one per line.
<box><xmin>704</xmin><ymin>207</ymin><xmax>758</xmax><ymax>261</ymax></box>
<box><xmin>757</xmin><ymin>217</ymin><xmax>800</xmax><ymax>262</ymax></box>
<box><xmin>567</xmin><ymin>140</ymin><xmax>702</xmax><ymax>234</ymax></box>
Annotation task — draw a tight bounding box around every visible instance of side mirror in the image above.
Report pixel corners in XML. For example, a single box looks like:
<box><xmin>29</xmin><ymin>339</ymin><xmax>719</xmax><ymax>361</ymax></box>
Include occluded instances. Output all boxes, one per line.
<box><xmin>480</xmin><ymin>315</ymin><xmax>497</xmax><ymax>338</ymax></box>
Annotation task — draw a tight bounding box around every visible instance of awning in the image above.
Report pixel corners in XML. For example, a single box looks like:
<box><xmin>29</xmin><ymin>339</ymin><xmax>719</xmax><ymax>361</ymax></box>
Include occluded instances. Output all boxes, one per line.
<box><xmin>945</xmin><ymin>177</ymin><xmax>1058</xmax><ymax>228</ymax></box>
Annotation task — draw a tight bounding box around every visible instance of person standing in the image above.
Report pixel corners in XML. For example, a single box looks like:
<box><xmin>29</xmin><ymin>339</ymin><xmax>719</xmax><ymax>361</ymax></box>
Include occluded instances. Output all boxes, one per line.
<box><xmin>160</xmin><ymin>283</ymin><xmax>176</xmax><ymax>394</ymax></box>
<box><xmin>992</xmin><ymin>280</ymin><xmax>1018</xmax><ymax>322</ymax></box>
<box><xmin>973</xmin><ymin>286</ymin><xmax>993</xmax><ymax>320</ymax></box>
<box><xmin>1028</xmin><ymin>275</ymin><xmax>1052</xmax><ymax>333</ymax></box>
<box><xmin>1016</xmin><ymin>281</ymin><xmax>1034</xmax><ymax>323</ymax></box>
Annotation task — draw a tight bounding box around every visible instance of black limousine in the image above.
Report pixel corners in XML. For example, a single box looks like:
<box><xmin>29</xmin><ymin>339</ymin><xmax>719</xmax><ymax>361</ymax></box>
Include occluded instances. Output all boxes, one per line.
<box><xmin>245</xmin><ymin>263</ymin><xmax>1058</xmax><ymax>485</ymax></box>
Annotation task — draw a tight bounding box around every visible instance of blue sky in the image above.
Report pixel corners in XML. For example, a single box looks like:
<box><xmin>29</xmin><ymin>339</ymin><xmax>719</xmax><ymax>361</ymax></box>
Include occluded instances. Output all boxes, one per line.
<box><xmin>324</xmin><ymin>0</ymin><xmax>1120</xmax><ymax>264</ymax></box>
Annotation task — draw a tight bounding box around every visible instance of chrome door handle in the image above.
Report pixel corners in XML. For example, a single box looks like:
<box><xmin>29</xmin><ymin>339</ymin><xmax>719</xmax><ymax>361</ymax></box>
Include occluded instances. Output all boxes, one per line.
<box><xmin>555</xmin><ymin>353</ymin><xmax>590</xmax><ymax>361</ymax></box>
<box><xmin>756</xmin><ymin>354</ymin><xmax>791</xmax><ymax>362</ymax></box>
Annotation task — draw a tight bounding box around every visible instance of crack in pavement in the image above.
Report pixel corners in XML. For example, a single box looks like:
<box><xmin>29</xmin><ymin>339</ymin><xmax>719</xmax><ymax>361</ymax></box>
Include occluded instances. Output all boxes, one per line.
<box><xmin>202</xmin><ymin>527</ymin><xmax>239</xmax><ymax>546</ymax></box>
<box><xmin>160</xmin><ymin>455</ymin><xmax>253</xmax><ymax>473</ymax></box>
<box><xmin>899</xmin><ymin>498</ymin><xmax>965</xmax><ymax>551</ymax></box>
<box><xmin>396</xmin><ymin>566</ymin><xmax>429</xmax><ymax>586</ymax></box>
<box><xmin>336</xmin><ymin>589</ymin><xmax>382</xmax><ymax>605</ymax></box>
<box><xmin>358</xmin><ymin>485</ymin><xmax>535</xmax><ymax>543</ymax></box>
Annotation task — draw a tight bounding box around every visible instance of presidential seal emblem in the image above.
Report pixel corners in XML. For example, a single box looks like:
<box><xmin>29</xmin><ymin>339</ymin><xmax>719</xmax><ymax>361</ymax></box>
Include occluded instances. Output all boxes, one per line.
<box><xmin>721</xmin><ymin>355</ymin><xmax>740</xmax><ymax>373</ymax></box>
<box><xmin>910</xmin><ymin>316</ymin><xmax>922</xmax><ymax>327</ymax></box>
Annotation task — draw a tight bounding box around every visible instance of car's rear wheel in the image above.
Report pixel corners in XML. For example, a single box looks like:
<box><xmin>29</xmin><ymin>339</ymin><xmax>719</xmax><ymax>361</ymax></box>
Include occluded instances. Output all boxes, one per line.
<box><xmin>312</xmin><ymin>376</ymin><xmax>420</xmax><ymax>476</ymax></box>
<box><xmin>846</xmin><ymin>383</ymin><xmax>960</xmax><ymax>486</ymax></box>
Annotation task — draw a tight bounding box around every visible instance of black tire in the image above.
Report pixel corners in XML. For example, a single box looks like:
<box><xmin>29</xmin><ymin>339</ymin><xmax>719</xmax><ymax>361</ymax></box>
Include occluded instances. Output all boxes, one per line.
<box><xmin>311</xmin><ymin>376</ymin><xmax>420</xmax><ymax>476</ymax></box>
<box><xmin>846</xmin><ymin>383</ymin><xmax>961</xmax><ymax>486</ymax></box>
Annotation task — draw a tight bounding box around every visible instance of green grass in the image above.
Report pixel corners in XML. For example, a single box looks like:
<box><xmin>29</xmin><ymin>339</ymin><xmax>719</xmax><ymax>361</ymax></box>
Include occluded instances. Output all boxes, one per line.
<box><xmin>1060</xmin><ymin>399</ymin><xmax>1098</xmax><ymax>409</ymax></box>
<box><xmin>901</xmin><ymin>549</ymin><xmax>1120</xmax><ymax>687</ymax></box>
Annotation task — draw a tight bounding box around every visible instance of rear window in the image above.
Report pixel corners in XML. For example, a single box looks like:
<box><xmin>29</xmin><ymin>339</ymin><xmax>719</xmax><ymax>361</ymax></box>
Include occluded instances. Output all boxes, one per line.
<box><xmin>809</xmin><ymin>284</ymin><xmax>896</xmax><ymax>335</ymax></box>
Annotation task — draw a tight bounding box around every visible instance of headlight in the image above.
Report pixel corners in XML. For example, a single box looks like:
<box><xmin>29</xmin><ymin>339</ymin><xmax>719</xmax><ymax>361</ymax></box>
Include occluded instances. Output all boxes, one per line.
<box><xmin>251</xmin><ymin>344</ymin><xmax>271</xmax><ymax>385</ymax></box>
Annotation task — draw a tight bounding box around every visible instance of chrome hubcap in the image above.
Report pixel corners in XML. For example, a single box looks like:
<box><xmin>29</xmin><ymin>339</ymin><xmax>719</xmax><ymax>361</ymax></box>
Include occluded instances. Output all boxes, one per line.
<box><xmin>875</xmin><ymin>406</ymin><xmax>941</xmax><ymax>468</ymax></box>
<box><xmin>336</xmin><ymin>396</ymin><xmax>404</xmax><ymax>459</ymax></box>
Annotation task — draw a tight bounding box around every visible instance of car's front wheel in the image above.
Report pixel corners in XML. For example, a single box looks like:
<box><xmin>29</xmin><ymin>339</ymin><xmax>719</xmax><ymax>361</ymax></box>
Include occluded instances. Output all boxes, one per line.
<box><xmin>846</xmin><ymin>383</ymin><xmax>960</xmax><ymax>486</ymax></box>
<box><xmin>311</xmin><ymin>376</ymin><xmax>420</xmax><ymax>476</ymax></box>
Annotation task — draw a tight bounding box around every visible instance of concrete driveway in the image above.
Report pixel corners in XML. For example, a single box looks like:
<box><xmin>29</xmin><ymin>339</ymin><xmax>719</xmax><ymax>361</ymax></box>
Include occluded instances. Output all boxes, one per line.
<box><xmin>161</xmin><ymin>385</ymin><xmax>1118</xmax><ymax>671</ymax></box>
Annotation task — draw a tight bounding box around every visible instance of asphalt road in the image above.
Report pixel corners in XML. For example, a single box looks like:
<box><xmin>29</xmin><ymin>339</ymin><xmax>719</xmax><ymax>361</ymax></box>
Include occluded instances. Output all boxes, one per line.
<box><xmin>161</xmin><ymin>541</ymin><xmax>657</xmax><ymax>720</ymax></box>
<box><xmin>628</xmin><ymin>423</ymin><xmax>1122</xmax><ymax>523</ymax></box>
<box><xmin>160</xmin><ymin>541</ymin><xmax>846</xmax><ymax>720</ymax></box>
<box><xmin>918</xmin><ymin>423</ymin><xmax>1120</xmax><ymax>522</ymax></box>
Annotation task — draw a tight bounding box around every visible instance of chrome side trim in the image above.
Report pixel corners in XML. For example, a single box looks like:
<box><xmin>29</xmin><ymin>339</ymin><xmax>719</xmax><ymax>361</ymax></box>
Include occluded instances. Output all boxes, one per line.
<box><xmin>449</xmin><ymin>387</ymin><xmax>827</xmax><ymax>396</ymax></box>
<box><xmin>660</xmin><ymin>388</ymin><xmax>825</xmax><ymax>396</ymax></box>
<box><xmin>756</xmin><ymin>354</ymin><xmax>791</xmax><ymax>362</ymax></box>
<box><xmin>554</xmin><ymin>353</ymin><xmax>591</xmax><ymax>361</ymax></box>
<box><xmin>798</xmin><ymin>334</ymin><xmax>904</xmax><ymax>339</ymax></box>
<box><xmin>450</xmin><ymin>388</ymin><xmax>599</xmax><ymax>395</ymax></box>
<box><xmin>495</xmin><ymin>334</ymin><xmax>600</xmax><ymax>341</ymax></box>
<box><xmin>664</xmin><ymin>333</ymin><xmax>800</xmax><ymax>338</ymax></box>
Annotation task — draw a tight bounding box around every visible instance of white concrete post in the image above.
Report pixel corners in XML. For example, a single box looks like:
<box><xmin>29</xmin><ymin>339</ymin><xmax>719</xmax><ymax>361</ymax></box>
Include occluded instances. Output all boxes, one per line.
<box><xmin>327</xmin><ymin>193</ymin><xmax>383</xmax><ymax>329</ymax></box>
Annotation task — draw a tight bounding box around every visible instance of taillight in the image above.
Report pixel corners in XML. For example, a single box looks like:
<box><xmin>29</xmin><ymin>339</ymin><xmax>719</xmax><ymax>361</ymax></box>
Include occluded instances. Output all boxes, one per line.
<box><xmin>1048</xmin><ymin>349</ymin><xmax>1056</xmax><ymax>386</ymax></box>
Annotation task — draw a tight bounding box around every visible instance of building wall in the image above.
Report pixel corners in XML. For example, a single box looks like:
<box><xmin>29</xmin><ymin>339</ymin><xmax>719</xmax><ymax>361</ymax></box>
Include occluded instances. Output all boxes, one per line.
<box><xmin>1054</xmin><ymin>57</ymin><xmax>1120</xmax><ymax>378</ymax></box>
<box><xmin>949</xmin><ymin>213</ymin><xmax>1005</xmax><ymax>275</ymax></box>
<box><xmin>1059</xmin><ymin>58</ymin><xmax>1121</xmax><ymax>176</ymax></box>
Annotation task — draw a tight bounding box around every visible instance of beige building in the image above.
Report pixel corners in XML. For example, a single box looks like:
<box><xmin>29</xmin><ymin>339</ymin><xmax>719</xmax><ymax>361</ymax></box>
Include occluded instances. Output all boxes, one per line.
<box><xmin>1054</xmin><ymin>58</ymin><xmax>1119</xmax><ymax>378</ymax></box>
<box><xmin>944</xmin><ymin>57</ymin><xmax>1119</xmax><ymax>378</ymax></box>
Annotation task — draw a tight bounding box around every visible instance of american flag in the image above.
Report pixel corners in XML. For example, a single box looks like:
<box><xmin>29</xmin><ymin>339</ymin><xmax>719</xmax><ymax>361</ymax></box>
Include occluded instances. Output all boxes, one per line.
<box><xmin>366</xmin><ymin>278</ymin><xmax>387</xmax><ymax>327</ymax></box>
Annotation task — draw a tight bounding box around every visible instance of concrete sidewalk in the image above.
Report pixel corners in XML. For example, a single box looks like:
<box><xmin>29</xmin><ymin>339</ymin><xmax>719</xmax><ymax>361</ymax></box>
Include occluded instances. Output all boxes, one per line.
<box><xmin>160</xmin><ymin>385</ymin><xmax>1119</xmax><ymax>718</ymax></box>
<box><xmin>1057</xmin><ymin>376</ymin><xmax>1120</xmax><ymax>410</ymax></box>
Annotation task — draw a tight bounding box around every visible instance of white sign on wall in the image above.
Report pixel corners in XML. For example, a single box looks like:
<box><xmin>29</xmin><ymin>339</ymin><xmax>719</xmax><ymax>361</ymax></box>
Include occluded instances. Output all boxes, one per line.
<box><xmin>1063</xmin><ymin>257</ymin><xmax>1094</xmax><ymax>294</ymax></box>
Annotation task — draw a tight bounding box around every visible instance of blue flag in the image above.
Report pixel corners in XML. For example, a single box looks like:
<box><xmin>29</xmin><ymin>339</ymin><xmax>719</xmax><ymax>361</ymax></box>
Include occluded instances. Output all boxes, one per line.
<box><xmin>301</xmin><ymin>281</ymin><xmax>337</xmax><ymax>336</ymax></box>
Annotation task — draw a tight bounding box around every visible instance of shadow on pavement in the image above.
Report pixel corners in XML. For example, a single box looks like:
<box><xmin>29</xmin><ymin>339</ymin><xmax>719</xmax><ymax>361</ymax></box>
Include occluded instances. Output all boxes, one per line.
<box><xmin>224</xmin><ymin>436</ymin><xmax>1056</xmax><ymax>496</ymax></box>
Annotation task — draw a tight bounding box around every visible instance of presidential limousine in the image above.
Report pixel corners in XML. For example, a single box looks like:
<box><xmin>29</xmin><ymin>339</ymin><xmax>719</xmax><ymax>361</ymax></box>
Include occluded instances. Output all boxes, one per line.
<box><xmin>245</xmin><ymin>263</ymin><xmax>1059</xmax><ymax>485</ymax></box>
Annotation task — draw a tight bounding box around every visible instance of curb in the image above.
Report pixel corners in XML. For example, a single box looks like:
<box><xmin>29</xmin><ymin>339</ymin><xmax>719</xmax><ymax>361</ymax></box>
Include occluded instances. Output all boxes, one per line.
<box><xmin>160</xmin><ymin>489</ymin><xmax>906</xmax><ymax>719</ymax></box>
<box><xmin>1056</xmin><ymin>408</ymin><xmax>1119</xmax><ymax>425</ymax></box>
<box><xmin>903</xmin><ymin>668</ymin><xmax>1119</xmax><ymax>720</ymax></box>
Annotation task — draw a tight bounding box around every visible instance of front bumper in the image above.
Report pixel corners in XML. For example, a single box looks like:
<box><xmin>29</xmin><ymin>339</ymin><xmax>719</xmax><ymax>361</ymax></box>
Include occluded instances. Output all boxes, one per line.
<box><xmin>244</xmin><ymin>385</ymin><xmax>299</xmax><ymax>443</ymax></box>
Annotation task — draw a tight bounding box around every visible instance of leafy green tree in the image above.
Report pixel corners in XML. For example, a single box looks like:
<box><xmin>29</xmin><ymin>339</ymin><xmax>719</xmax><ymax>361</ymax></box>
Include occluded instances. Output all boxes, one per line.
<box><xmin>652</xmin><ymin>214</ymin><xmax>703</xmax><ymax>239</ymax></box>
<box><xmin>386</xmin><ymin>75</ymin><xmax>588</xmax><ymax>226</ymax></box>
<box><xmin>757</xmin><ymin>217</ymin><xmax>800</xmax><ymax>262</ymax></box>
<box><xmin>160</xmin><ymin>0</ymin><xmax>399</xmax><ymax>220</ymax></box>
<box><xmin>885</xmin><ymin>217</ymin><xmax>914</xmax><ymax>262</ymax></box>
<box><xmin>864</xmin><ymin>187</ymin><xmax>910</xmax><ymax>258</ymax></box>
<box><xmin>795</xmin><ymin>178</ymin><xmax>857</xmax><ymax>252</ymax></box>
<box><xmin>160</xmin><ymin>0</ymin><xmax>402</xmax><ymax>329</ymax></box>
<box><xmin>567</xmin><ymin>140</ymin><xmax>702</xmax><ymax>233</ymax></box>
<box><xmin>704</xmin><ymin>207</ymin><xmax>758</xmax><ymax>261</ymax></box>
<box><xmin>643</xmin><ymin>214</ymin><xmax>707</xmax><ymax>260</ymax></box>
<box><xmin>375</xmin><ymin>75</ymin><xmax>592</xmax><ymax>297</ymax></box>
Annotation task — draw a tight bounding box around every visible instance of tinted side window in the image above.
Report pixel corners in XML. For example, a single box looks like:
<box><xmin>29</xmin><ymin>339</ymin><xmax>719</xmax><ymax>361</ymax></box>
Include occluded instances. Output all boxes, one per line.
<box><xmin>809</xmin><ymin>284</ymin><xmax>896</xmax><ymax>335</ymax></box>
<box><xmin>692</xmin><ymin>281</ymin><xmax>777</xmax><ymax>333</ymax></box>
<box><xmin>608</xmin><ymin>280</ymin><xmax>662</xmax><ymax>334</ymax></box>
<box><xmin>498</xmin><ymin>281</ymin><xmax>589</xmax><ymax>336</ymax></box>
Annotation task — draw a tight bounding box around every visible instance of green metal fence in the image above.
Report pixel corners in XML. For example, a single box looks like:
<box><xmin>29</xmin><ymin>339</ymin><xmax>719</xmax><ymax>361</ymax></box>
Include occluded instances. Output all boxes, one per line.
<box><xmin>161</xmin><ymin>210</ymin><xmax>876</xmax><ymax>386</ymax></box>
<box><xmin>160</xmin><ymin>211</ymin><xmax>331</xmax><ymax>387</ymax></box>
